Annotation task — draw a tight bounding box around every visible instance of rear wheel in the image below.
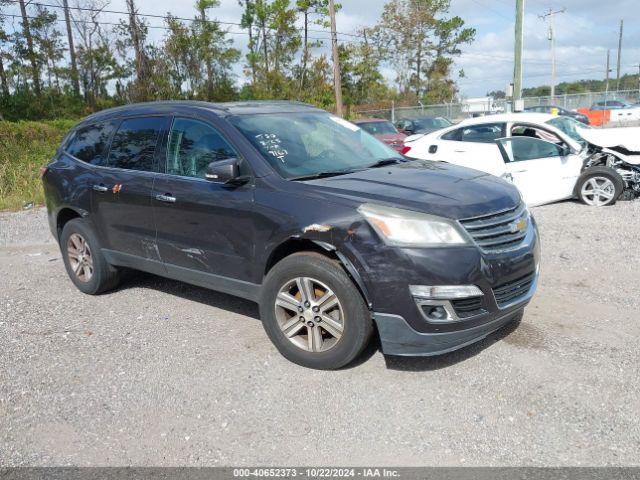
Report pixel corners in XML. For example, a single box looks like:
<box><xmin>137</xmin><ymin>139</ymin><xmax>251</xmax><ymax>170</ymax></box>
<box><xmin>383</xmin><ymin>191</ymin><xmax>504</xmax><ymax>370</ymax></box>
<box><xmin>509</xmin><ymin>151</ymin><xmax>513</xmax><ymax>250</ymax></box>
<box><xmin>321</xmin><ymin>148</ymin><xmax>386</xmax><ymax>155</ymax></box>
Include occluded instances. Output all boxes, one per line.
<box><xmin>259</xmin><ymin>252</ymin><xmax>373</xmax><ymax>370</ymax></box>
<box><xmin>576</xmin><ymin>167</ymin><xmax>623</xmax><ymax>206</ymax></box>
<box><xmin>60</xmin><ymin>218</ymin><xmax>120</xmax><ymax>295</ymax></box>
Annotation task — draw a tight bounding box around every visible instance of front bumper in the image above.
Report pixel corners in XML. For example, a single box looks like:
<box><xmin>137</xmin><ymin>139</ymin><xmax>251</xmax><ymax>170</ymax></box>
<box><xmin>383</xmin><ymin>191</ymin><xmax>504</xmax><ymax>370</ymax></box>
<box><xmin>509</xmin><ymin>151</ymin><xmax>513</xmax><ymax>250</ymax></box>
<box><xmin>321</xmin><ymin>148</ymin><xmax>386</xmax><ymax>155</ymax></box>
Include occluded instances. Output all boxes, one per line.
<box><xmin>345</xmin><ymin>216</ymin><xmax>540</xmax><ymax>356</ymax></box>
<box><xmin>375</xmin><ymin>308</ymin><xmax>524</xmax><ymax>356</ymax></box>
<box><xmin>374</xmin><ymin>269</ymin><xmax>537</xmax><ymax>356</ymax></box>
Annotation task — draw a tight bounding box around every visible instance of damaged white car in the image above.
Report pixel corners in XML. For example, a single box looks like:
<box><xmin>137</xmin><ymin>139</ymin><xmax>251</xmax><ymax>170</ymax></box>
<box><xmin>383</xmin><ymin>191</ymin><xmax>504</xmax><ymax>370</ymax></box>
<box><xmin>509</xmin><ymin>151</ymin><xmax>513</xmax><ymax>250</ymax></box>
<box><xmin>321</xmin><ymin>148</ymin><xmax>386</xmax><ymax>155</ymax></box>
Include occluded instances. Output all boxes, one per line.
<box><xmin>402</xmin><ymin>113</ymin><xmax>640</xmax><ymax>206</ymax></box>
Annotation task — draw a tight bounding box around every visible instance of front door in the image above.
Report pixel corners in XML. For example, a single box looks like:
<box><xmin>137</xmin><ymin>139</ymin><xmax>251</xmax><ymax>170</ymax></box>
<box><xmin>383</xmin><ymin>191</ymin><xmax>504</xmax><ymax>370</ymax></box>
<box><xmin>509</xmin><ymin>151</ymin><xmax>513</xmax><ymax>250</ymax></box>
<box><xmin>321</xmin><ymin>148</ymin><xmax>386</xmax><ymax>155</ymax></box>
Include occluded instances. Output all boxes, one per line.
<box><xmin>91</xmin><ymin>116</ymin><xmax>169</xmax><ymax>266</ymax></box>
<box><xmin>497</xmin><ymin>136</ymin><xmax>581</xmax><ymax>206</ymax></box>
<box><xmin>152</xmin><ymin>116</ymin><xmax>256</xmax><ymax>285</ymax></box>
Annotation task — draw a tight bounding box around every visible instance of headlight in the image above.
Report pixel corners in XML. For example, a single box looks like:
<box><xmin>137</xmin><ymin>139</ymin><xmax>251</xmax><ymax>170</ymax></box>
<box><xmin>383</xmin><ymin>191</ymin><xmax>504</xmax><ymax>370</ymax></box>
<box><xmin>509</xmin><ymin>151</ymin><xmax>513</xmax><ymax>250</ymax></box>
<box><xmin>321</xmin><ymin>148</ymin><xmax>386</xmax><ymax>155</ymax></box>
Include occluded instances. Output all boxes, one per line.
<box><xmin>358</xmin><ymin>203</ymin><xmax>469</xmax><ymax>247</ymax></box>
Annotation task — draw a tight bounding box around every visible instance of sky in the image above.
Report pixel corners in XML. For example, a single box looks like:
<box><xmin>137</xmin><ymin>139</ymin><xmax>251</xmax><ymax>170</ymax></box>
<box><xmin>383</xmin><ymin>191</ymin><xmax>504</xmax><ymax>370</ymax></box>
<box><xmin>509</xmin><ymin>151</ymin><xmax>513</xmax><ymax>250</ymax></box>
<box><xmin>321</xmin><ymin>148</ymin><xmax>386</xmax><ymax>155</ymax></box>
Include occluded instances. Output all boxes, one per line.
<box><xmin>4</xmin><ymin>0</ymin><xmax>640</xmax><ymax>98</ymax></box>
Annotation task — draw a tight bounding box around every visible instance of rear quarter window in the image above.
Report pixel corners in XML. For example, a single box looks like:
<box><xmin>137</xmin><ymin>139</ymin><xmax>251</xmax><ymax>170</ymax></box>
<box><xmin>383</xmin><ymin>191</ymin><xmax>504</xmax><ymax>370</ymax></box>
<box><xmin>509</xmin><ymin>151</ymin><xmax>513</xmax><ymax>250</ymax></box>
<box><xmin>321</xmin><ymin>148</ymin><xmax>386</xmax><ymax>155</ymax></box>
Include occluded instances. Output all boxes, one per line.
<box><xmin>65</xmin><ymin>122</ymin><xmax>116</xmax><ymax>166</ymax></box>
<box><xmin>441</xmin><ymin>128</ymin><xmax>461</xmax><ymax>141</ymax></box>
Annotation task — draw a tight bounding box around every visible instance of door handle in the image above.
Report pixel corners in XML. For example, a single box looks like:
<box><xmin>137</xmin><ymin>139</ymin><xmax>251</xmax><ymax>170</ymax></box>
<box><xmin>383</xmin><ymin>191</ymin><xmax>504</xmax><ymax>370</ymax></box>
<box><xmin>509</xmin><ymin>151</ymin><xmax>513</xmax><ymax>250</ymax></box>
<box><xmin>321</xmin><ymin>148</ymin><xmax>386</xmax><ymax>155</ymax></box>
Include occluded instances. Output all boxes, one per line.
<box><xmin>454</xmin><ymin>149</ymin><xmax>466</xmax><ymax>153</ymax></box>
<box><xmin>92</xmin><ymin>184</ymin><xmax>108</xmax><ymax>192</ymax></box>
<box><xmin>155</xmin><ymin>193</ymin><xmax>176</xmax><ymax>203</ymax></box>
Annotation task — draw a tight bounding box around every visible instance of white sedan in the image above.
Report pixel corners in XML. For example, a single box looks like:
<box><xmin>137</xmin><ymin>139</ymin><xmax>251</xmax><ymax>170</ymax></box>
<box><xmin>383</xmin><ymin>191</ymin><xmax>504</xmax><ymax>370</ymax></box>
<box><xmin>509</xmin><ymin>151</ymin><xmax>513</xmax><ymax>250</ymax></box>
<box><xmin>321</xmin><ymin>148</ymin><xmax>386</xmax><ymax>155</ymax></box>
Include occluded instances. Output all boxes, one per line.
<box><xmin>402</xmin><ymin>113</ymin><xmax>640</xmax><ymax>206</ymax></box>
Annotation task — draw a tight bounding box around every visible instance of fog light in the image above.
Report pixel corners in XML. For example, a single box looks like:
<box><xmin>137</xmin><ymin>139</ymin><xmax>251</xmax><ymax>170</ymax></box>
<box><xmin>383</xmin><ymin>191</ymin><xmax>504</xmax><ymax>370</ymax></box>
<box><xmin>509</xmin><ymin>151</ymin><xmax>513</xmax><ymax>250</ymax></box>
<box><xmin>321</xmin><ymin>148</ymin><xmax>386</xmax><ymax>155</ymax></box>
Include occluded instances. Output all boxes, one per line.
<box><xmin>410</xmin><ymin>285</ymin><xmax>483</xmax><ymax>300</ymax></box>
<box><xmin>425</xmin><ymin>306</ymin><xmax>449</xmax><ymax>321</ymax></box>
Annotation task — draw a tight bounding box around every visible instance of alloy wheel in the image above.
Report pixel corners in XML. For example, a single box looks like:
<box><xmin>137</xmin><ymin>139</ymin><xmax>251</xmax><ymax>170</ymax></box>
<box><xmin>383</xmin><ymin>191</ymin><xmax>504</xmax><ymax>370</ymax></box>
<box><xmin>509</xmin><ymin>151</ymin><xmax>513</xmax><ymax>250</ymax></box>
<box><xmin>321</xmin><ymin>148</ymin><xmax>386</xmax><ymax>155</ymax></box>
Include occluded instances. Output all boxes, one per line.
<box><xmin>581</xmin><ymin>176</ymin><xmax>616</xmax><ymax>206</ymax></box>
<box><xmin>274</xmin><ymin>277</ymin><xmax>344</xmax><ymax>353</ymax></box>
<box><xmin>67</xmin><ymin>233</ymin><xmax>94</xmax><ymax>282</ymax></box>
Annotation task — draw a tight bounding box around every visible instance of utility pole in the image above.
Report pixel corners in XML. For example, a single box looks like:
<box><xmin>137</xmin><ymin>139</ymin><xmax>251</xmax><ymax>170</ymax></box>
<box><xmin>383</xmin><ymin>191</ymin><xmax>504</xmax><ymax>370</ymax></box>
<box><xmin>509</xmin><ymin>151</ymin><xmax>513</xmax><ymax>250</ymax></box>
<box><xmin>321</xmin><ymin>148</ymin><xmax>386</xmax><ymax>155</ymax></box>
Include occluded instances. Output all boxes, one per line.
<box><xmin>539</xmin><ymin>7</ymin><xmax>565</xmax><ymax>102</ymax></box>
<box><xmin>62</xmin><ymin>0</ymin><xmax>80</xmax><ymax>97</ymax></box>
<box><xmin>513</xmin><ymin>0</ymin><xmax>524</xmax><ymax>107</ymax></box>
<box><xmin>616</xmin><ymin>19</ymin><xmax>623</xmax><ymax>91</ymax></box>
<box><xmin>328</xmin><ymin>0</ymin><xmax>343</xmax><ymax>117</ymax></box>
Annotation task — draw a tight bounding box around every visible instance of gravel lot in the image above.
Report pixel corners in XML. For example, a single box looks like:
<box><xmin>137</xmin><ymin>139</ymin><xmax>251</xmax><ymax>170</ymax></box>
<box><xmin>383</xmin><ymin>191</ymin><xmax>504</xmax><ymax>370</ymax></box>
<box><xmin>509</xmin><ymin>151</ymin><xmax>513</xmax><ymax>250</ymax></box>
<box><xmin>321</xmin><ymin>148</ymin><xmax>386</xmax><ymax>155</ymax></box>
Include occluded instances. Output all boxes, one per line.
<box><xmin>1</xmin><ymin>201</ymin><xmax>639</xmax><ymax>466</ymax></box>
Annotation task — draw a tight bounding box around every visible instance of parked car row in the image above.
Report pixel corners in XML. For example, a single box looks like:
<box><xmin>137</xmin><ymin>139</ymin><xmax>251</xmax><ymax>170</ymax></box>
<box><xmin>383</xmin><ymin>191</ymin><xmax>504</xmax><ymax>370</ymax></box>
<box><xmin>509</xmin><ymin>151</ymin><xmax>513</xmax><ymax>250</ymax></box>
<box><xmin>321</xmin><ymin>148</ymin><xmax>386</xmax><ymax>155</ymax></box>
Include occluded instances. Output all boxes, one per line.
<box><xmin>43</xmin><ymin>101</ymin><xmax>540</xmax><ymax>370</ymax></box>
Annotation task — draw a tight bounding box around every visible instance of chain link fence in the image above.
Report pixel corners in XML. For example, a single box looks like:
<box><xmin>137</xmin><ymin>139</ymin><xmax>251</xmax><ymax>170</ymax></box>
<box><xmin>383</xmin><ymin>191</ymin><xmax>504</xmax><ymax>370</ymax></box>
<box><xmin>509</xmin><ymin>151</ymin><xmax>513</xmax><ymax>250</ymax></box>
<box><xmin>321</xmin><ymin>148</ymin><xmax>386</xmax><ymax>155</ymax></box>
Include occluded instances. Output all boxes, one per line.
<box><xmin>353</xmin><ymin>89</ymin><xmax>640</xmax><ymax>124</ymax></box>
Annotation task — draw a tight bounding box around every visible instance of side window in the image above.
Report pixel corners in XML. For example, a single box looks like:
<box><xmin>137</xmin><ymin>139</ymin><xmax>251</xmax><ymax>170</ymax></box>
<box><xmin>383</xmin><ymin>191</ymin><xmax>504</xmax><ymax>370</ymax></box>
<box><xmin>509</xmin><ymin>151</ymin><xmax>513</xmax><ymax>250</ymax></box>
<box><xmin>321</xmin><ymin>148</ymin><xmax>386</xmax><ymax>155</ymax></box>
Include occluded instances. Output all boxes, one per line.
<box><xmin>460</xmin><ymin>123</ymin><xmax>504</xmax><ymax>143</ymax></box>
<box><xmin>107</xmin><ymin>117</ymin><xmax>165</xmax><ymax>172</ymax></box>
<box><xmin>166</xmin><ymin>118</ymin><xmax>238</xmax><ymax>179</ymax></box>
<box><xmin>507</xmin><ymin>137</ymin><xmax>564</xmax><ymax>162</ymax></box>
<box><xmin>441</xmin><ymin>128</ymin><xmax>461</xmax><ymax>141</ymax></box>
<box><xmin>511</xmin><ymin>124</ymin><xmax>563</xmax><ymax>144</ymax></box>
<box><xmin>66</xmin><ymin>122</ymin><xmax>116</xmax><ymax>166</ymax></box>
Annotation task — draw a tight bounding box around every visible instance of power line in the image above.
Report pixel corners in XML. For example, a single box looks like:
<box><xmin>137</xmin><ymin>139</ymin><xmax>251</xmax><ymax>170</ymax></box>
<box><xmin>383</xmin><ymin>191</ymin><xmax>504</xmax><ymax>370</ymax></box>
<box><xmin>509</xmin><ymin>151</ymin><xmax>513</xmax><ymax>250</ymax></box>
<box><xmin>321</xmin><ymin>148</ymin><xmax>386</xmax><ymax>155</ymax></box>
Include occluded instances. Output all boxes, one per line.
<box><xmin>460</xmin><ymin>51</ymin><xmax>570</xmax><ymax>66</ymax></box>
<box><xmin>0</xmin><ymin>12</ymin><xmax>361</xmax><ymax>44</ymax></box>
<box><xmin>3</xmin><ymin>0</ymin><xmax>363</xmax><ymax>39</ymax></box>
<box><xmin>457</xmin><ymin>65</ymin><xmax>634</xmax><ymax>86</ymax></box>
<box><xmin>468</xmin><ymin>0</ymin><xmax>512</xmax><ymax>21</ymax></box>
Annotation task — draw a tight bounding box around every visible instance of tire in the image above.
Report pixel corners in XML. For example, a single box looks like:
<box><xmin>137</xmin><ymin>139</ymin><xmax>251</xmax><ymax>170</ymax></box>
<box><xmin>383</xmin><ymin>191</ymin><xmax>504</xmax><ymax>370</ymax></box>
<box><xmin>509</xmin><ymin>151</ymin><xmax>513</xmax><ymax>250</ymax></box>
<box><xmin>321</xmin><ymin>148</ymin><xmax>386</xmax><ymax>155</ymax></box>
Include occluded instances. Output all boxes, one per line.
<box><xmin>575</xmin><ymin>166</ymin><xmax>624</xmax><ymax>206</ymax></box>
<box><xmin>60</xmin><ymin>218</ymin><xmax>120</xmax><ymax>295</ymax></box>
<box><xmin>259</xmin><ymin>252</ymin><xmax>373</xmax><ymax>370</ymax></box>
<box><xmin>618</xmin><ymin>189</ymin><xmax>638</xmax><ymax>201</ymax></box>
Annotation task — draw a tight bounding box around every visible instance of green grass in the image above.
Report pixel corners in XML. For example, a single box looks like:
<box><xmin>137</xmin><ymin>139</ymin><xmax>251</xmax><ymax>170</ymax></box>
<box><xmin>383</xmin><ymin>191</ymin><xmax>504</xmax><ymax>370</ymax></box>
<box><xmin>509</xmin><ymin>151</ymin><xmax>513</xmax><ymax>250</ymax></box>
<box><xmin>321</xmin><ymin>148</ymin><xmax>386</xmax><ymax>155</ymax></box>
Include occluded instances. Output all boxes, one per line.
<box><xmin>0</xmin><ymin>119</ymin><xmax>77</xmax><ymax>211</ymax></box>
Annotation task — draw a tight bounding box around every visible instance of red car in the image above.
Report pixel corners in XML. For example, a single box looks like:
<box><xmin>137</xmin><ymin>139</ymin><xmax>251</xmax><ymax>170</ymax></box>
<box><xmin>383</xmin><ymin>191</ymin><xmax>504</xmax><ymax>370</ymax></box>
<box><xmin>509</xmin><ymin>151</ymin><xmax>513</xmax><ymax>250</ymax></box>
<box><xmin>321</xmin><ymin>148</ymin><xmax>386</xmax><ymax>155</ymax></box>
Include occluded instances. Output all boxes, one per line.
<box><xmin>352</xmin><ymin>118</ymin><xmax>406</xmax><ymax>152</ymax></box>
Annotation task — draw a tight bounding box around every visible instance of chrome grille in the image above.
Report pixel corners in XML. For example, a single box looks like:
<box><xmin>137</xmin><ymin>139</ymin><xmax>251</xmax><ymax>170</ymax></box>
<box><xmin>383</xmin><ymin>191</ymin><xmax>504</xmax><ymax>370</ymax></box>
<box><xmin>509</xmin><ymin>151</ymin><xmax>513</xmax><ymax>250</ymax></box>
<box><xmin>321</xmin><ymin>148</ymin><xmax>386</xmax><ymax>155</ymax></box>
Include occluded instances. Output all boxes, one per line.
<box><xmin>492</xmin><ymin>272</ymin><xmax>536</xmax><ymax>307</ymax></box>
<box><xmin>459</xmin><ymin>204</ymin><xmax>529</xmax><ymax>253</ymax></box>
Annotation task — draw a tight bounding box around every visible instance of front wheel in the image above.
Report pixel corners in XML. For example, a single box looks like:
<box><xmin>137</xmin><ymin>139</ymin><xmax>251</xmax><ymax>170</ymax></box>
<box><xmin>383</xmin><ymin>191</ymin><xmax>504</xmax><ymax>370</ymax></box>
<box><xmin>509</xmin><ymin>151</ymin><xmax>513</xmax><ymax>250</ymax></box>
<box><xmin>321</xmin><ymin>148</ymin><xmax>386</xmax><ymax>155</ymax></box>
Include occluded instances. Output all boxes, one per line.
<box><xmin>575</xmin><ymin>166</ymin><xmax>623</xmax><ymax>206</ymax></box>
<box><xmin>259</xmin><ymin>252</ymin><xmax>373</xmax><ymax>370</ymax></box>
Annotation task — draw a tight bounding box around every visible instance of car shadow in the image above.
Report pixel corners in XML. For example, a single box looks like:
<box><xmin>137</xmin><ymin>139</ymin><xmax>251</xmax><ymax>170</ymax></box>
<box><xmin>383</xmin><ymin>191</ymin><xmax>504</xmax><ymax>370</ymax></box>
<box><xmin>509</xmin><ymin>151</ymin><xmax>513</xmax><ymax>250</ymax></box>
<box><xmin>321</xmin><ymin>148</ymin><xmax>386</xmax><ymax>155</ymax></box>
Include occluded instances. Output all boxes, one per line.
<box><xmin>113</xmin><ymin>270</ymin><xmax>521</xmax><ymax>372</ymax></box>
<box><xmin>116</xmin><ymin>270</ymin><xmax>261</xmax><ymax>320</ymax></box>
<box><xmin>382</xmin><ymin>317</ymin><xmax>522</xmax><ymax>372</ymax></box>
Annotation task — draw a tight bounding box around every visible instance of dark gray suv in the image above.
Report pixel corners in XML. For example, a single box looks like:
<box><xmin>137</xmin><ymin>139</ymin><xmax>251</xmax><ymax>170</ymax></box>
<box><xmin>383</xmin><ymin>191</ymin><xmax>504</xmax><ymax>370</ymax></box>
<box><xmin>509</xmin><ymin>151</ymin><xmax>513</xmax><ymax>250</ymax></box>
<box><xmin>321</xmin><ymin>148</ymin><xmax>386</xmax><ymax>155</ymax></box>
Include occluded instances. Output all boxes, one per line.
<box><xmin>43</xmin><ymin>101</ymin><xmax>540</xmax><ymax>369</ymax></box>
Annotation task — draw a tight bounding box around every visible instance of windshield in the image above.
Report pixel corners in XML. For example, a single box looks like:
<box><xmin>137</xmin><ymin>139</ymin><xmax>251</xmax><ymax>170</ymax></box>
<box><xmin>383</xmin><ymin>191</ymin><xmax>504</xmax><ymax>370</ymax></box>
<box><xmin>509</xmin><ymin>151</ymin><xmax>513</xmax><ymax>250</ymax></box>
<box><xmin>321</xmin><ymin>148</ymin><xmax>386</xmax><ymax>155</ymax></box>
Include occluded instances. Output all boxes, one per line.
<box><xmin>230</xmin><ymin>112</ymin><xmax>403</xmax><ymax>179</ymax></box>
<box><xmin>546</xmin><ymin>116</ymin><xmax>591</xmax><ymax>145</ymax></box>
<box><xmin>357</xmin><ymin>121</ymin><xmax>398</xmax><ymax>135</ymax></box>
<box><xmin>415</xmin><ymin>117</ymin><xmax>452</xmax><ymax>130</ymax></box>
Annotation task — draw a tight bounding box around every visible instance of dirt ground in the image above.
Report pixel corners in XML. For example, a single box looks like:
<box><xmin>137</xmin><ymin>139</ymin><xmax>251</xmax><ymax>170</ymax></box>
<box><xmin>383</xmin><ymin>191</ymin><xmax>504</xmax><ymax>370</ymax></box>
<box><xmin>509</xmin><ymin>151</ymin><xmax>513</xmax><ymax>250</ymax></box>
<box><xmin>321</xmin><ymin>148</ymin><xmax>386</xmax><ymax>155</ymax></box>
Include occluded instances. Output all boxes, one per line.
<box><xmin>1</xmin><ymin>201</ymin><xmax>639</xmax><ymax>466</ymax></box>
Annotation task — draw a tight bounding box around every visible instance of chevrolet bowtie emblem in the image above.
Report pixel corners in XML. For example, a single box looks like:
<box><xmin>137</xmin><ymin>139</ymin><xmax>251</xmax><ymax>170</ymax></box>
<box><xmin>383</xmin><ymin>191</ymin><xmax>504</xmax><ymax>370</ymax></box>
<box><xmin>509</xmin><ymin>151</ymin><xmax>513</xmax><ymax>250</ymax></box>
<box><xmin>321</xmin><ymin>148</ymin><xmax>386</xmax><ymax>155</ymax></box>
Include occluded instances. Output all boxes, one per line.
<box><xmin>509</xmin><ymin>217</ymin><xmax>527</xmax><ymax>233</ymax></box>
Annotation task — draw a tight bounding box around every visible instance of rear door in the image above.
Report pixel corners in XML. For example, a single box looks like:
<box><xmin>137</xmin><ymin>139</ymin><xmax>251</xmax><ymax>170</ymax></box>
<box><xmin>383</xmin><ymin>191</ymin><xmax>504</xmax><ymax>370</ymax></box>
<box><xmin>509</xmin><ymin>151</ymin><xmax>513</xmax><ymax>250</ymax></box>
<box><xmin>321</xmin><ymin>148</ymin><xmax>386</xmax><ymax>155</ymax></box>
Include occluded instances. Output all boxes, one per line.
<box><xmin>91</xmin><ymin>116</ymin><xmax>170</xmax><ymax>268</ymax></box>
<box><xmin>432</xmin><ymin>123</ymin><xmax>506</xmax><ymax>175</ymax></box>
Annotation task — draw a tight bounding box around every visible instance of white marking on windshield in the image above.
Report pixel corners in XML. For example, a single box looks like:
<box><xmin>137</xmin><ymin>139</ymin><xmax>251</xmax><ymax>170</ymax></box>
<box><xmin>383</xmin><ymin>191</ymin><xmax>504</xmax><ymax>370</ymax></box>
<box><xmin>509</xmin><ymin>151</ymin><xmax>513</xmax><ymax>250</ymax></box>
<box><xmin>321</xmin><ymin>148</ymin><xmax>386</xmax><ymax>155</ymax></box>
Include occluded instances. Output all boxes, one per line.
<box><xmin>255</xmin><ymin>133</ymin><xmax>288</xmax><ymax>162</ymax></box>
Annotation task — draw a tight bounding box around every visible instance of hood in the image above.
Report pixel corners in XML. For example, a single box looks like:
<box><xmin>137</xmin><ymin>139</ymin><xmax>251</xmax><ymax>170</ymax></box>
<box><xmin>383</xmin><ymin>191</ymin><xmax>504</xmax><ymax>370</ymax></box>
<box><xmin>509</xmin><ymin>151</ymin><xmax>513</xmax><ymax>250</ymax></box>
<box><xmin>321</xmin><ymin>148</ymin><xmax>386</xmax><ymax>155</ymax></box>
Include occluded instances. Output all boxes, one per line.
<box><xmin>303</xmin><ymin>160</ymin><xmax>521</xmax><ymax>219</ymax></box>
<box><xmin>375</xmin><ymin>133</ymin><xmax>406</xmax><ymax>144</ymax></box>
<box><xmin>580</xmin><ymin>126</ymin><xmax>640</xmax><ymax>153</ymax></box>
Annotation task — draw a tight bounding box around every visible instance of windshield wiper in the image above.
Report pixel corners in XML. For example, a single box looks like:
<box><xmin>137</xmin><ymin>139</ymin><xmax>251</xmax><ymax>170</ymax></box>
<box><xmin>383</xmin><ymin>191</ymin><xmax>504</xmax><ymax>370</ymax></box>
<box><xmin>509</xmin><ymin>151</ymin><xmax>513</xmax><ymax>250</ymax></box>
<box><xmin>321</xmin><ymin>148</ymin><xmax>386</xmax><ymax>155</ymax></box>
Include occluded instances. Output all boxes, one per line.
<box><xmin>367</xmin><ymin>157</ymin><xmax>404</xmax><ymax>168</ymax></box>
<box><xmin>290</xmin><ymin>169</ymin><xmax>359</xmax><ymax>181</ymax></box>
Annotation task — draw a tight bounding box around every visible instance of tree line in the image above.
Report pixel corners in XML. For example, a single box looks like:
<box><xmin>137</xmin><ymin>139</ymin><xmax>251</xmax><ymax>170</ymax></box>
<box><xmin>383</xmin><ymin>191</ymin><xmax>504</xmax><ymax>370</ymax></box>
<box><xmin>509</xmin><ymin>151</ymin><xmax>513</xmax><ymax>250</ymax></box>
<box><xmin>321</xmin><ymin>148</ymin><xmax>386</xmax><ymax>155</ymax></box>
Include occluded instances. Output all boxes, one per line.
<box><xmin>487</xmin><ymin>73</ymin><xmax>640</xmax><ymax>100</ymax></box>
<box><xmin>0</xmin><ymin>0</ymin><xmax>475</xmax><ymax>121</ymax></box>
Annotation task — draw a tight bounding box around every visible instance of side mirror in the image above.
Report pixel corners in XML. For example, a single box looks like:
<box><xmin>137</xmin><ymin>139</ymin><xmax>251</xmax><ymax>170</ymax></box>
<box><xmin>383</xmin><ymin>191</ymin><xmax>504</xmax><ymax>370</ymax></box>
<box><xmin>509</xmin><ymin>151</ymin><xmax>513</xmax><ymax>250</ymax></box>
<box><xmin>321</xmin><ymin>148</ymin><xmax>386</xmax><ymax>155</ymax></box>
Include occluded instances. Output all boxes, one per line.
<box><xmin>205</xmin><ymin>157</ymin><xmax>246</xmax><ymax>184</ymax></box>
